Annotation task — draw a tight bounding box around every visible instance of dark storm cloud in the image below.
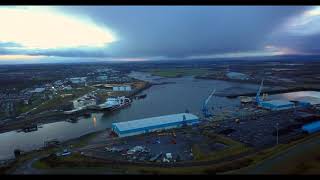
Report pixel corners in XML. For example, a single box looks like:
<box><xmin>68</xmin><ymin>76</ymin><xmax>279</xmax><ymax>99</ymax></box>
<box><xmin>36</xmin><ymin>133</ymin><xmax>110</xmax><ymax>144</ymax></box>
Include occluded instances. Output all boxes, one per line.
<box><xmin>269</xmin><ymin>33</ymin><xmax>320</xmax><ymax>54</ymax></box>
<box><xmin>265</xmin><ymin>8</ymin><xmax>320</xmax><ymax>55</ymax></box>
<box><xmin>57</xmin><ymin>6</ymin><xmax>309</xmax><ymax>58</ymax></box>
<box><xmin>0</xmin><ymin>6</ymin><xmax>313</xmax><ymax>60</ymax></box>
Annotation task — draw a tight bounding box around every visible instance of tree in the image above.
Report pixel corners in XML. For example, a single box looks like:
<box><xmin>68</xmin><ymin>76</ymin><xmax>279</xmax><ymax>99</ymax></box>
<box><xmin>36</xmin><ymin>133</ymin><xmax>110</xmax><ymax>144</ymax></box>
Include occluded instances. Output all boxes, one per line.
<box><xmin>14</xmin><ymin>149</ymin><xmax>21</xmax><ymax>158</ymax></box>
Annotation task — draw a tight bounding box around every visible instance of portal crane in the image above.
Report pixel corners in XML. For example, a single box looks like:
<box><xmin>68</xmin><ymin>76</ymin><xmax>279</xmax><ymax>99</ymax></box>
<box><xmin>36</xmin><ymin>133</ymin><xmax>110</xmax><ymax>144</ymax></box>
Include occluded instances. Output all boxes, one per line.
<box><xmin>202</xmin><ymin>89</ymin><xmax>216</xmax><ymax>117</ymax></box>
<box><xmin>255</xmin><ymin>79</ymin><xmax>264</xmax><ymax>105</ymax></box>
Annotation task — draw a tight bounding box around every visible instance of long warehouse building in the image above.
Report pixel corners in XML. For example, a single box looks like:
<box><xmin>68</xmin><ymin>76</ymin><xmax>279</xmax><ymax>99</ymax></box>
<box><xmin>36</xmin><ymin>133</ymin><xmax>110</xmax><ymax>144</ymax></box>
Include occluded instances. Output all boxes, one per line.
<box><xmin>112</xmin><ymin>113</ymin><xmax>200</xmax><ymax>137</ymax></box>
<box><xmin>259</xmin><ymin>100</ymin><xmax>295</xmax><ymax>111</ymax></box>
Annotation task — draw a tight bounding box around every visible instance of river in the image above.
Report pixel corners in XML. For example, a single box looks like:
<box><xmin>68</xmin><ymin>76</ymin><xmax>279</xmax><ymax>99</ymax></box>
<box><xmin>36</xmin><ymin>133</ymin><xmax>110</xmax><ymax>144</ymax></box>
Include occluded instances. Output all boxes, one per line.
<box><xmin>0</xmin><ymin>71</ymin><xmax>262</xmax><ymax>161</ymax></box>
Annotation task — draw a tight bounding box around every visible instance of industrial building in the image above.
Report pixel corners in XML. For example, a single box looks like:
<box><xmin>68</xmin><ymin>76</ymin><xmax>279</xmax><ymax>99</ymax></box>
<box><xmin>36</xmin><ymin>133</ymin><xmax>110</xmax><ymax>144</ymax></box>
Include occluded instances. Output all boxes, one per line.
<box><xmin>226</xmin><ymin>72</ymin><xmax>249</xmax><ymax>80</ymax></box>
<box><xmin>259</xmin><ymin>100</ymin><xmax>295</xmax><ymax>110</ymax></box>
<box><xmin>302</xmin><ymin>120</ymin><xmax>320</xmax><ymax>134</ymax></box>
<box><xmin>97</xmin><ymin>76</ymin><xmax>109</xmax><ymax>81</ymax></box>
<box><xmin>112</xmin><ymin>113</ymin><xmax>200</xmax><ymax>137</ymax></box>
<box><xmin>295</xmin><ymin>96</ymin><xmax>320</xmax><ymax>105</ymax></box>
<box><xmin>112</xmin><ymin>85</ymin><xmax>131</xmax><ymax>91</ymax></box>
<box><xmin>72</xmin><ymin>94</ymin><xmax>96</xmax><ymax>109</ymax></box>
<box><xmin>30</xmin><ymin>87</ymin><xmax>46</xmax><ymax>93</ymax></box>
<box><xmin>69</xmin><ymin>77</ymin><xmax>87</xmax><ymax>84</ymax></box>
<box><xmin>255</xmin><ymin>79</ymin><xmax>296</xmax><ymax>111</ymax></box>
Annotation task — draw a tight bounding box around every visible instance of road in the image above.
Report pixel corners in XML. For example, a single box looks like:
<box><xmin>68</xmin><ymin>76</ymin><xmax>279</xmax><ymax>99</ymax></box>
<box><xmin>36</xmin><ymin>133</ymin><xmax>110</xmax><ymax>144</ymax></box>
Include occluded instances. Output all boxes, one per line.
<box><xmin>11</xmin><ymin>155</ymin><xmax>48</xmax><ymax>174</ymax></box>
<box><xmin>239</xmin><ymin>133</ymin><xmax>320</xmax><ymax>174</ymax></box>
<box><xmin>11</xmin><ymin>156</ymin><xmax>119</xmax><ymax>174</ymax></box>
<box><xmin>12</xmin><ymin>129</ymin><xmax>320</xmax><ymax>174</ymax></box>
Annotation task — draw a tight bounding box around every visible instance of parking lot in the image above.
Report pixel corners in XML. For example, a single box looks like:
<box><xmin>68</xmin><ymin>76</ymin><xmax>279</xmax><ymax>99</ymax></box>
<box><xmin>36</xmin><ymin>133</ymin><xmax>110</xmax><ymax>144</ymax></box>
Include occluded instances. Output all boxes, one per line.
<box><xmin>76</xmin><ymin>107</ymin><xmax>320</xmax><ymax>164</ymax></box>
<box><xmin>79</xmin><ymin>126</ymin><xmax>230</xmax><ymax>163</ymax></box>
<box><xmin>211</xmin><ymin>108</ymin><xmax>314</xmax><ymax>149</ymax></box>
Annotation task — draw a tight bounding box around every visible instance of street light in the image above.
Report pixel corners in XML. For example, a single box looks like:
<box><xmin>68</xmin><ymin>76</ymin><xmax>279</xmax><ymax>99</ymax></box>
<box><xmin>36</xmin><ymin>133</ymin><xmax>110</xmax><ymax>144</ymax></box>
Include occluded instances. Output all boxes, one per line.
<box><xmin>276</xmin><ymin>122</ymin><xmax>279</xmax><ymax>145</ymax></box>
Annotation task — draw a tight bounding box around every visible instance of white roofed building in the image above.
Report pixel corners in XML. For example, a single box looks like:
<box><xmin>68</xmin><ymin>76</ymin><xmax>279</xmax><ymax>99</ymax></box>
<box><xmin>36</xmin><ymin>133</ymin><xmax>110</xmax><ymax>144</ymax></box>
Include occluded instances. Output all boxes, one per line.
<box><xmin>112</xmin><ymin>113</ymin><xmax>200</xmax><ymax>137</ymax></box>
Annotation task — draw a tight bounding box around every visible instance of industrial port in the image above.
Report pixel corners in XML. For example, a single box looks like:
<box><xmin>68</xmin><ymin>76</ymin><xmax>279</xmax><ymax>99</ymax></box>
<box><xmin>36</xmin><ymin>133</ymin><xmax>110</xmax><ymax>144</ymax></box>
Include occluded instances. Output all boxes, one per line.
<box><xmin>2</xmin><ymin>60</ymin><xmax>320</xmax><ymax>175</ymax></box>
<box><xmin>4</xmin><ymin>4</ymin><xmax>320</xmax><ymax>175</ymax></box>
<box><xmin>0</xmin><ymin>58</ymin><xmax>320</xmax><ymax>174</ymax></box>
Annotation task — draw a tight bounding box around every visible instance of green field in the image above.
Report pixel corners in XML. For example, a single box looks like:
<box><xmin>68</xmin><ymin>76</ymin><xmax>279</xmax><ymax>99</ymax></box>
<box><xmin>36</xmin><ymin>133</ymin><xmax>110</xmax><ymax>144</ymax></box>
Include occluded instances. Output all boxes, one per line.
<box><xmin>192</xmin><ymin>134</ymin><xmax>250</xmax><ymax>162</ymax></box>
<box><xmin>25</xmin><ymin>86</ymin><xmax>95</xmax><ymax>115</ymax></box>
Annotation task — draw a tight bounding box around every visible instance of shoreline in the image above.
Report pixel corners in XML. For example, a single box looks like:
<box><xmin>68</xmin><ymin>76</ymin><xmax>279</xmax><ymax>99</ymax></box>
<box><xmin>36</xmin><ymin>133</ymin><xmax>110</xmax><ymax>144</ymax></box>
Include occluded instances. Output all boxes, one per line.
<box><xmin>0</xmin><ymin>81</ymin><xmax>153</xmax><ymax>134</ymax></box>
<box><xmin>226</xmin><ymin>87</ymin><xmax>320</xmax><ymax>98</ymax></box>
<box><xmin>0</xmin><ymin>113</ymin><xmax>68</xmax><ymax>134</ymax></box>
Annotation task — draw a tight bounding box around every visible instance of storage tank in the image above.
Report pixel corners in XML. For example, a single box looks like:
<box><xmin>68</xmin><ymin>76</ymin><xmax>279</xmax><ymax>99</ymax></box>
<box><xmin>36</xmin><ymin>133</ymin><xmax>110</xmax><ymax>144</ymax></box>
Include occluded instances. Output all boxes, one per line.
<box><xmin>302</xmin><ymin>120</ymin><xmax>320</xmax><ymax>134</ymax></box>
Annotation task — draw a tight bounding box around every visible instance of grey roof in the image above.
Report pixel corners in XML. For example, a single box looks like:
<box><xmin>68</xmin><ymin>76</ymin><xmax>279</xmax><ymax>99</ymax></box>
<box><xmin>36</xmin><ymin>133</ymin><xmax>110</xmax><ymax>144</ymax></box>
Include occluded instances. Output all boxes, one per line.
<box><xmin>295</xmin><ymin>96</ymin><xmax>320</xmax><ymax>105</ymax></box>
<box><xmin>262</xmin><ymin>100</ymin><xmax>294</xmax><ymax>106</ymax></box>
<box><xmin>31</xmin><ymin>88</ymin><xmax>45</xmax><ymax>93</ymax></box>
<box><xmin>113</xmin><ymin>113</ymin><xmax>199</xmax><ymax>132</ymax></box>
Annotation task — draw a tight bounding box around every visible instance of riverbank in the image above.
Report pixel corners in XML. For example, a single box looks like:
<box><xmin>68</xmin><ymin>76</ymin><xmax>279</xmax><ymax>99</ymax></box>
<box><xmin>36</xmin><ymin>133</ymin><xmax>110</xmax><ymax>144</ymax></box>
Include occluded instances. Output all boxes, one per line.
<box><xmin>10</xmin><ymin>122</ymin><xmax>320</xmax><ymax>175</ymax></box>
<box><xmin>226</xmin><ymin>87</ymin><xmax>320</xmax><ymax>98</ymax></box>
<box><xmin>0</xmin><ymin>74</ymin><xmax>250</xmax><ymax>163</ymax></box>
<box><xmin>1</xmin><ymin>130</ymin><xmax>105</xmax><ymax>174</ymax></box>
<box><xmin>0</xmin><ymin>112</ymin><xmax>67</xmax><ymax>134</ymax></box>
<box><xmin>0</xmin><ymin>81</ymin><xmax>152</xmax><ymax>134</ymax></box>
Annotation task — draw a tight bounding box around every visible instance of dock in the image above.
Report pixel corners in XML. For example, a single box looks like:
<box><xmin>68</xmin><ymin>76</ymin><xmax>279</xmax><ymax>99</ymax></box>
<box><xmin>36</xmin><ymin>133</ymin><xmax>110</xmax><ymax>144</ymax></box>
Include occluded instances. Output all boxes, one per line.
<box><xmin>22</xmin><ymin>124</ymin><xmax>38</xmax><ymax>133</ymax></box>
<box><xmin>226</xmin><ymin>87</ymin><xmax>320</xmax><ymax>98</ymax></box>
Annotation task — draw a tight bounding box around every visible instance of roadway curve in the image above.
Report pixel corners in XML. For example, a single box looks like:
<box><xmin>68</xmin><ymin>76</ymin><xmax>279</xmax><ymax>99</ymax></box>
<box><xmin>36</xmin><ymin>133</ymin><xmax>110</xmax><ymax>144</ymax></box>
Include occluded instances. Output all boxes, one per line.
<box><xmin>237</xmin><ymin>133</ymin><xmax>320</xmax><ymax>174</ymax></box>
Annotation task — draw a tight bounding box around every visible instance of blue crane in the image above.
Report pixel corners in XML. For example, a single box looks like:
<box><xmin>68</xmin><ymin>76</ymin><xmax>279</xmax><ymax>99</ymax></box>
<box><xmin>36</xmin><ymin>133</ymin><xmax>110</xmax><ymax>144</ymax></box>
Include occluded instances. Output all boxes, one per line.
<box><xmin>255</xmin><ymin>79</ymin><xmax>264</xmax><ymax>105</ymax></box>
<box><xmin>202</xmin><ymin>89</ymin><xmax>216</xmax><ymax>117</ymax></box>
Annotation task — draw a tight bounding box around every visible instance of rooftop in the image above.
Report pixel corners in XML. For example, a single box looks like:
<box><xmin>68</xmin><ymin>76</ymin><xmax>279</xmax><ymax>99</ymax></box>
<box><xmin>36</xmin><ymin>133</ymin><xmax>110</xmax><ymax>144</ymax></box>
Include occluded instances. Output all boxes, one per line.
<box><xmin>295</xmin><ymin>96</ymin><xmax>320</xmax><ymax>105</ymax></box>
<box><xmin>302</xmin><ymin>120</ymin><xmax>320</xmax><ymax>130</ymax></box>
<box><xmin>30</xmin><ymin>87</ymin><xmax>45</xmax><ymax>93</ymax></box>
<box><xmin>262</xmin><ymin>100</ymin><xmax>294</xmax><ymax>106</ymax></box>
<box><xmin>113</xmin><ymin>113</ymin><xmax>199</xmax><ymax>132</ymax></box>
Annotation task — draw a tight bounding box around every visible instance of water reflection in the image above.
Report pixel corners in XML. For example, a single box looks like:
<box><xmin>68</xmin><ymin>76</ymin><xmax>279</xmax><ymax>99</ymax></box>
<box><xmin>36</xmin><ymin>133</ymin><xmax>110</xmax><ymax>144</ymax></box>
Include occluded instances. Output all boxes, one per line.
<box><xmin>0</xmin><ymin>71</ymin><xmax>261</xmax><ymax>161</ymax></box>
<box><xmin>92</xmin><ymin>115</ymin><xmax>96</xmax><ymax>128</ymax></box>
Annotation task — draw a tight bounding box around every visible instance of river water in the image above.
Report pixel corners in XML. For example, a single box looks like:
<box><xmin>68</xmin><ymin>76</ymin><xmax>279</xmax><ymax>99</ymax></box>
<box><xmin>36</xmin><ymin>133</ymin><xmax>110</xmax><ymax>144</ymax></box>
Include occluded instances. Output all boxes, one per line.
<box><xmin>0</xmin><ymin>71</ymin><xmax>263</xmax><ymax>161</ymax></box>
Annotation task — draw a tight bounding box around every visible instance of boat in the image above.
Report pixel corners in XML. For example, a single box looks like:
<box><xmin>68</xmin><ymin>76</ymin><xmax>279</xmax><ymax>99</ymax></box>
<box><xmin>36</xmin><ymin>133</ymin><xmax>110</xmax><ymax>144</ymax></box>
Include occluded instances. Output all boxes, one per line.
<box><xmin>44</xmin><ymin>139</ymin><xmax>60</xmax><ymax>147</ymax></box>
<box><xmin>63</xmin><ymin>108</ymin><xmax>84</xmax><ymax>115</ymax></box>
<box><xmin>83</xmin><ymin>112</ymin><xmax>91</xmax><ymax>118</ymax></box>
<box><xmin>22</xmin><ymin>124</ymin><xmax>38</xmax><ymax>133</ymax></box>
<box><xmin>66</xmin><ymin>117</ymin><xmax>78</xmax><ymax>123</ymax></box>
<box><xmin>135</xmin><ymin>94</ymin><xmax>147</xmax><ymax>99</ymax></box>
<box><xmin>239</xmin><ymin>96</ymin><xmax>253</xmax><ymax>104</ymax></box>
<box><xmin>99</xmin><ymin>96</ymin><xmax>132</xmax><ymax>111</ymax></box>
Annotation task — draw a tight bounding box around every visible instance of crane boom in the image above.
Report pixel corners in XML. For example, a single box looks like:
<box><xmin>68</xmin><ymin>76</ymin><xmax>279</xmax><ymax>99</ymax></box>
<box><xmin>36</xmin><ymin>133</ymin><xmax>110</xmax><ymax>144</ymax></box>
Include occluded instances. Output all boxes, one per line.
<box><xmin>256</xmin><ymin>79</ymin><xmax>264</xmax><ymax>104</ymax></box>
<box><xmin>204</xmin><ymin>89</ymin><xmax>216</xmax><ymax>106</ymax></box>
<box><xmin>202</xmin><ymin>89</ymin><xmax>216</xmax><ymax>117</ymax></box>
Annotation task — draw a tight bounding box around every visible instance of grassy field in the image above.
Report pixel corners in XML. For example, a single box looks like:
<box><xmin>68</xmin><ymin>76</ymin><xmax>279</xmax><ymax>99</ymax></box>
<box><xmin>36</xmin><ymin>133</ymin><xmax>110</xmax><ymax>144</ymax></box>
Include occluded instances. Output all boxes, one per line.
<box><xmin>34</xmin><ymin>153</ymin><xmax>108</xmax><ymax>169</ymax></box>
<box><xmin>15</xmin><ymin>86</ymin><xmax>96</xmax><ymax>116</ymax></box>
<box><xmin>147</xmin><ymin>68</ymin><xmax>211</xmax><ymax>78</ymax></box>
<box><xmin>0</xmin><ymin>131</ymin><xmax>103</xmax><ymax>174</ymax></box>
<box><xmin>26</xmin><ymin>133</ymin><xmax>320</xmax><ymax>175</ymax></box>
<box><xmin>2</xmin><ymin>146</ymin><xmax>60</xmax><ymax>174</ymax></box>
<box><xmin>249</xmin><ymin>140</ymin><xmax>320</xmax><ymax>174</ymax></box>
<box><xmin>15</xmin><ymin>95</ymin><xmax>45</xmax><ymax>114</ymax></box>
<box><xmin>192</xmin><ymin>133</ymin><xmax>251</xmax><ymax>162</ymax></box>
<box><xmin>21</xmin><ymin>130</ymin><xmax>320</xmax><ymax>175</ymax></box>
<box><xmin>31</xmin><ymin>131</ymin><xmax>104</xmax><ymax>169</ymax></box>
<box><xmin>133</xmin><ymin>136</ymin><xmax>318</xmax><ymax>175</ymax></box>
<box><xmin>30</xmin><ymin>86</ymin><xmax>96</xmax><ymax>115</ymax></box>
<box><xmin>226</xmin><ymin>133</ymin><xmax>320</xmax><ymax>174</ymax></box>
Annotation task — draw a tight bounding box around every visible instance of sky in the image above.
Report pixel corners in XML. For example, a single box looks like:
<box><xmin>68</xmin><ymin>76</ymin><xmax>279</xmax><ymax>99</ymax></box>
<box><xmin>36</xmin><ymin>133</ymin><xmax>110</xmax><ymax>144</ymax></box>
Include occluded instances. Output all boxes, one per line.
<box><xmin>0</xmin><ymin>6</ymin><xmax>319</xmax><ymax>63</ymax></box>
